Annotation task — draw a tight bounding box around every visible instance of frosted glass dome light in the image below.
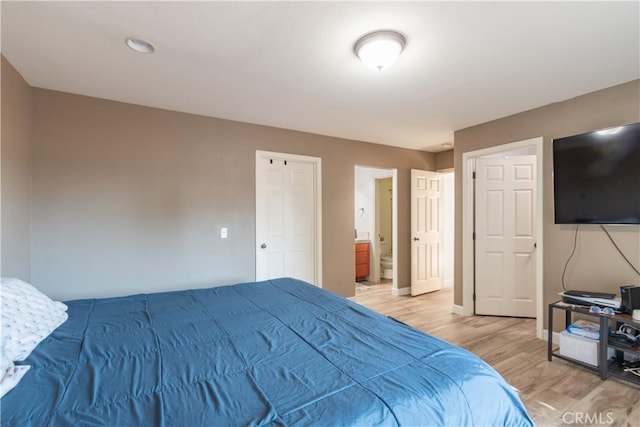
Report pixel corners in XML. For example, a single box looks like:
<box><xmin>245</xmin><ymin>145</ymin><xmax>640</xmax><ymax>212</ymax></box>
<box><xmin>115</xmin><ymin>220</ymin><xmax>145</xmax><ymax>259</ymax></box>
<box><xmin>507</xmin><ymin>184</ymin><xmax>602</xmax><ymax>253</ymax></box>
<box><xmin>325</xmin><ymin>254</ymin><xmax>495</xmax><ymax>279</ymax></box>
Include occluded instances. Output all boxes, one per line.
<box><xmin>354</xmin><ymin>30</ymin><xmax>406</xmax><ymax>71</ymax></box>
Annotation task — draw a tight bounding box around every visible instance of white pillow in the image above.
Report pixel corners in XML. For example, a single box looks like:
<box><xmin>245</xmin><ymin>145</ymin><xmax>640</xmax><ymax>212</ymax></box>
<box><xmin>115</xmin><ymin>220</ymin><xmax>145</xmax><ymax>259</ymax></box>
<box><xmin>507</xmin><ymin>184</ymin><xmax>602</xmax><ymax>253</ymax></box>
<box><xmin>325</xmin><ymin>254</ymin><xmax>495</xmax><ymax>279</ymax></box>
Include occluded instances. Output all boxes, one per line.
<box><xmin>0</xmin><ymin>278</ymin><xmax>67</xmax><ymax>315</ymax></box>
<box><xmin>0</xmin><ymin>278</ymin><xmax>68</xmax><ymax>395</ymax></box>
<box><xmin>0</xmin><ymin>363</ymin><xmax>30</xmax><ymax>398</ymax></box>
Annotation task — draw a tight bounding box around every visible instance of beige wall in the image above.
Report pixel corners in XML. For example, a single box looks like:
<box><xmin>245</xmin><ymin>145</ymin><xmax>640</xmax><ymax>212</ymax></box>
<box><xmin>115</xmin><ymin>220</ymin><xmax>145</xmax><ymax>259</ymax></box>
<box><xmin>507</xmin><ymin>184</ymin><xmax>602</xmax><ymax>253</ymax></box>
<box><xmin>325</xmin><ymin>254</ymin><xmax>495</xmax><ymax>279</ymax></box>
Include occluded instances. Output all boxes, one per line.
<box><xmin>435</xmin><ymin>149</ymin><xmax>453</xmax><ymax>171</ymax></box>
<box><xmin>30</xmin><ymin>88</ymin><xmax>434</xmax><ymax>300</ymax></box>
<box><xmin>1</xmin><ymin>56</ymin><xmax>31</xmax><ymax>279</ymax></box>
<box><xmin>11</xmin><ymin>54</ymin><xmax>637</xmax><ymax>311</ymax></box>
<box><xmin>453</xmin><ymin>79</ymin><xmax>640</xmax><ymax>328</ymax></box>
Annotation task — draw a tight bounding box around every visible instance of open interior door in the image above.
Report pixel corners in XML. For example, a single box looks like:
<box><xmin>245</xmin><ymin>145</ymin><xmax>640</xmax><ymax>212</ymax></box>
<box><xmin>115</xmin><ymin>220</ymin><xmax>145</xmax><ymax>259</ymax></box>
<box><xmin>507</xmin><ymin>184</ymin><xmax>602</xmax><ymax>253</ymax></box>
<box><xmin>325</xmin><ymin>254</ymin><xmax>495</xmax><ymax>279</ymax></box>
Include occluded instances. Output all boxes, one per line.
<box><xmin>411</xmin><ymin>170</ymin><xmax>443</xmax><ymax>296</ymax></box>
<box><xmin>475</xmin><ymin>155</ymin><xmax>536</xmax><ymax>317</ymax></box>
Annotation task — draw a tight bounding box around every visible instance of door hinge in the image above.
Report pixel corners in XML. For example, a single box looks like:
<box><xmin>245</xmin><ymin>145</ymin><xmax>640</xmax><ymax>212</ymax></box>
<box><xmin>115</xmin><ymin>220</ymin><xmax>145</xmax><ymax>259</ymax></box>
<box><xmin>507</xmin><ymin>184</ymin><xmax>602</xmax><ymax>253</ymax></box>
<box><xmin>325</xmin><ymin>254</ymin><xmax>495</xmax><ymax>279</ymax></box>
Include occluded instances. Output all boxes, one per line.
<box><xmin>472</xmin><ymin>232</ymin><xmax>476</xmax><ymax>240</ymax></box>
<box><xmin>473</xmin><ymin>293</ymin><xmax>476</xmax><ymax>301</ymax></box>
<box><xmin>472</xmin><ymin>171</ymin><xmax>476</xmax><ymax>179</ymax></box>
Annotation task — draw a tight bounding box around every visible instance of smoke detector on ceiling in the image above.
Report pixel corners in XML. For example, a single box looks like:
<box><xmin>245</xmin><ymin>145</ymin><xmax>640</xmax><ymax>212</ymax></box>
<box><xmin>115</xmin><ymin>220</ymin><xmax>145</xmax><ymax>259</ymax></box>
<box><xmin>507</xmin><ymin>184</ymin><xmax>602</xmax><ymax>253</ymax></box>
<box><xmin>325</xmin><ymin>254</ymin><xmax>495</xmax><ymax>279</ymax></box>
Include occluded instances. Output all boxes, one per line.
<box><xmin>125</xmin><ymin>37</ymin><xmax>155</xmax><ymax>54</ymax></box>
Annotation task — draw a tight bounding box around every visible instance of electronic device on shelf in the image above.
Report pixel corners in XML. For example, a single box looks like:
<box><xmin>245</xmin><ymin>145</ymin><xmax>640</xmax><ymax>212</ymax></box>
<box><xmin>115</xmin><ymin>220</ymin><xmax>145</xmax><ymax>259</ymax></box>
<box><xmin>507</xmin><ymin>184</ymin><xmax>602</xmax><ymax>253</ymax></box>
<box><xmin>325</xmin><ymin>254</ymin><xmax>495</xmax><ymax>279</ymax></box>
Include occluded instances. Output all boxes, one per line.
<box><xmin>620</xmin><ymin>285</ymin><xmax>640</xmax><ymax>315</ymax></box>
<box><xmin>559</xmin><ymin>292</ymin><xmax>621</xmax><ymax>309</ymax></box>
<box><xmin>564</xmin><ymin>290</ymin><xmax>616</xmax><ymax>299</ymax></box>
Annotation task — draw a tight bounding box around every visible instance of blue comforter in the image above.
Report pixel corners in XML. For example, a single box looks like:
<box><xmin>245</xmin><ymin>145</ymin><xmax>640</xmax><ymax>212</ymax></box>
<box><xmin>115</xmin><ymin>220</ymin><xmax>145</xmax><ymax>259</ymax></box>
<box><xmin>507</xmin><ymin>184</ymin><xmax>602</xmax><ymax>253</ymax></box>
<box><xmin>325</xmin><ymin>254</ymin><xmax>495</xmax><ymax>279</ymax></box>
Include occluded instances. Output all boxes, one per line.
<box><xmin>2</xmin><ymin>278</ymin><xmax>533</xmax><ymax>426</ymax></box>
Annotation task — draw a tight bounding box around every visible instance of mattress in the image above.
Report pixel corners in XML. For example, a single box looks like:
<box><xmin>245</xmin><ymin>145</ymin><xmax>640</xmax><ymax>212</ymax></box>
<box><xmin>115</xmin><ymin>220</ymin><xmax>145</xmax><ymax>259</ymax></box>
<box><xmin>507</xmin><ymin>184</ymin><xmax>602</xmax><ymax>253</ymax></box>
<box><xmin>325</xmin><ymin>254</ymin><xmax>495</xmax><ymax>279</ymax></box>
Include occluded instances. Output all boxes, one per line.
<box><xmin>1</xmin><ymin>278</ymin><xmax>533</xmax><ymax>426</ymax></box>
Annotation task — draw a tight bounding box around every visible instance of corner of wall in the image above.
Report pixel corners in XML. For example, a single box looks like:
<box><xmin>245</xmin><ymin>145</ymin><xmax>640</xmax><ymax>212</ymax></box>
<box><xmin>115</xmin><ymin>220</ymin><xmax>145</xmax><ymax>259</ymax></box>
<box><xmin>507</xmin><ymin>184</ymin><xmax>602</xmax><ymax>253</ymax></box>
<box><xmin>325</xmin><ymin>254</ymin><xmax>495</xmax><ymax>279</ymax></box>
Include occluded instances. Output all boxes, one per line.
<box><xmin>434</xmin><ymin>149</ymin><xmax>454</xmax><ymax>171</ymax></box>
<box><xmin>1</xmin><ymin>55</ymin><xmax>32</xmax><ymax>281</ymax></box>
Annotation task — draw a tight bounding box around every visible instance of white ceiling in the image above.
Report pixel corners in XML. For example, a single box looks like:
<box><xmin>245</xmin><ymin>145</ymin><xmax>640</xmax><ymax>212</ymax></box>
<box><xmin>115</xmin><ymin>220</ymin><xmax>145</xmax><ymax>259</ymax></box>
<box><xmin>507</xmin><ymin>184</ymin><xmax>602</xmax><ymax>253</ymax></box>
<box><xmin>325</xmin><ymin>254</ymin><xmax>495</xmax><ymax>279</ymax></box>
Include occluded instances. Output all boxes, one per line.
<box><xmin>2</xmin><ymin>1</ymin><xmax>639</xmax><ymax>152</ymax></box>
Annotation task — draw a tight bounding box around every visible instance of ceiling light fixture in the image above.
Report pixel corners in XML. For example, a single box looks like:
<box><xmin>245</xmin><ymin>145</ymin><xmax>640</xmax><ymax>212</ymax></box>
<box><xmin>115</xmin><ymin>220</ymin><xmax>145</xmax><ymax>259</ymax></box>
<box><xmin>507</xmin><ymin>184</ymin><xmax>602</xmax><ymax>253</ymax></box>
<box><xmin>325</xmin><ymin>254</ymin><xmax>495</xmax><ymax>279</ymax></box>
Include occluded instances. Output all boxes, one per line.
<box><xmin>354</xmin><ymin>30</ymin><xmax>406</xmax><ymax>71</ymax></box>
<box><xmin>441</xmin><ymin>143</ymin><xmax>453</xmax><ymax>148</ymax></box>
<box><xmin>125</xmin><ymin>37</ymin><xmax>155</xmax><ymax>54</ymax></box>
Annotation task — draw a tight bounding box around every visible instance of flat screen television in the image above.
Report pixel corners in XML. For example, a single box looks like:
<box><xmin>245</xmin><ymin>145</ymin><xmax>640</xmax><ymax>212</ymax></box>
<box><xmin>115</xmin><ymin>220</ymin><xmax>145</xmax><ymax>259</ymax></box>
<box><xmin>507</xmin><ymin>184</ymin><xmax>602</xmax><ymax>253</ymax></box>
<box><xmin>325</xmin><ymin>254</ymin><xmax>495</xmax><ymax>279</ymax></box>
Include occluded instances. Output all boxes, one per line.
<box><xmin>552</xmin><ymin>122</ymin><xmax>640</xmax><ymax>225</ymax></box>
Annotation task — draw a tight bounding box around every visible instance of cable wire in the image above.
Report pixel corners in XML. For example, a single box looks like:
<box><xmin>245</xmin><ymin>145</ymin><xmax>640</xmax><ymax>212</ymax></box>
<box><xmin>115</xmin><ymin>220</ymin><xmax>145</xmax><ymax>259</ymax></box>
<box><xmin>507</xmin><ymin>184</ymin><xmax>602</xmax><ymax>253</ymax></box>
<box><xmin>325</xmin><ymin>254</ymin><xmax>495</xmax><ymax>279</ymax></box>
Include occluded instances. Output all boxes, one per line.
<box><xmin>561</xmin><ymin>224</ymin><xmax>580</xmax><ymax>292</ymax></box>
<box><xmin>600</xmin><ymin>225</ymin><xmax>640</xmax><ymax>276</ymax></box>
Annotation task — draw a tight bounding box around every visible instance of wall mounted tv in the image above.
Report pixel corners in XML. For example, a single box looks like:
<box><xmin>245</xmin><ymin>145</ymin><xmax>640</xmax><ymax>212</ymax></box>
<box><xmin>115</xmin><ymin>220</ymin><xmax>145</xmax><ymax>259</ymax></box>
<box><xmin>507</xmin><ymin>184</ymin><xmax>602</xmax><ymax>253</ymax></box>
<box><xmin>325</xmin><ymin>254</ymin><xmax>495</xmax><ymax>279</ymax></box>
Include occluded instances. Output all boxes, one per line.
<box><xmin>553</xmin><ymin>122</ymin><xmax>640</xmax><ymax>225</ymax></box>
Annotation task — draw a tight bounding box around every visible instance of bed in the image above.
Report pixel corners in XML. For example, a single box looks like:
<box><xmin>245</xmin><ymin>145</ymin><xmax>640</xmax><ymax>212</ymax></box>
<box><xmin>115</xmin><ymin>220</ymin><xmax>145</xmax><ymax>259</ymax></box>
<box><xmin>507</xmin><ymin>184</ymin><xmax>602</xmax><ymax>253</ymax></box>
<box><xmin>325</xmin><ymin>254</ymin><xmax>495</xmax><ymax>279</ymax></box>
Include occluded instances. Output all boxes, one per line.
<box><xmin>1</xmin><ymin>277</ymin><xmax>533</xmax><ymax>426</ymax></box>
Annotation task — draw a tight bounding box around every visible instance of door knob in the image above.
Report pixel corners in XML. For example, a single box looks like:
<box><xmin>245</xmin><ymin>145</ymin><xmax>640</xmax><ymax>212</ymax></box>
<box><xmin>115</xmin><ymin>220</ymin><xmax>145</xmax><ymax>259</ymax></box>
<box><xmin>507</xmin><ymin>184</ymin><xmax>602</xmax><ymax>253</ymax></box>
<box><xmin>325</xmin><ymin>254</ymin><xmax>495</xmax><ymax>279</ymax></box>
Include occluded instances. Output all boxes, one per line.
<box><xmin>413</xmin><ymin>237</ymin><xmax>420</xmax><ymax>242</ymax></box>
<box><xmin>261</xmin><ymin>243</ymin><xmax>267</xmax><ymax>249</ymax></box>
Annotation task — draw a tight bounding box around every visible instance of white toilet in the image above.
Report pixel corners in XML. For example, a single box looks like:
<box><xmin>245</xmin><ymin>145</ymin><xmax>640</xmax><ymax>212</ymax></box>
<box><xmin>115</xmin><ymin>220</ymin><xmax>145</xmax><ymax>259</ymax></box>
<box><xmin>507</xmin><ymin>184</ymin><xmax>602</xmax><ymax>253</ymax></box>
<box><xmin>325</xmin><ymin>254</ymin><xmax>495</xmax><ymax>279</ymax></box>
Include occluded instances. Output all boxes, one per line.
<box><xmin>379</xmin><ymin>242</ymin><xmax>393</xmax><ymax>280</ymax></box>
<box><xmin>380</xmin><ymin>256</ymin><xmax>393</xmax><ymax>279</ymax></box>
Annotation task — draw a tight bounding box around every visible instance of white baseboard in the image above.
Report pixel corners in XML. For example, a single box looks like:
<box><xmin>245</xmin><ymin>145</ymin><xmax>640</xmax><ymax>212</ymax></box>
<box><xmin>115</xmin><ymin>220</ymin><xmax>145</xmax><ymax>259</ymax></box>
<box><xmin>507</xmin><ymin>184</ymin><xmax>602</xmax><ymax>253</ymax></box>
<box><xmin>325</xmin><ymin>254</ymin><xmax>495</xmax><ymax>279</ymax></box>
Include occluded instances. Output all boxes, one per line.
<box><xmin>443</xmin><ymin>279</ymin><xmax>454</xmax><ymax>289</ymax></box>
<box><xmin>451</xmin><ymin>304</ymin><xmax>464</xmax><ymax>315</ymax></box>
<box><xmin>392</xmin><ymin>287</ymin><xmax>411</xmax><ymax>296</ymax></box>
<box><xmin>542</xmin><ymin>329</ymin><xmax>561</xmax><ymax>344</ymax></box>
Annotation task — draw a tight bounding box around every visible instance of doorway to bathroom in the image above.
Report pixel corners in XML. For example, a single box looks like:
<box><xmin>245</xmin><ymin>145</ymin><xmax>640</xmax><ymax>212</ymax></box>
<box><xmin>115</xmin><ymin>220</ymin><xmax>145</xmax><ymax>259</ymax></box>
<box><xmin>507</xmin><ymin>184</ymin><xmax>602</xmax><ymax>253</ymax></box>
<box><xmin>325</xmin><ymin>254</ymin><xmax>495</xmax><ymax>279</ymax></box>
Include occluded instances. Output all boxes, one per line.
<box><xmin>354</xmin><ymin>166</ymin><xmax>397</xmax><ymax>290</ymax></box>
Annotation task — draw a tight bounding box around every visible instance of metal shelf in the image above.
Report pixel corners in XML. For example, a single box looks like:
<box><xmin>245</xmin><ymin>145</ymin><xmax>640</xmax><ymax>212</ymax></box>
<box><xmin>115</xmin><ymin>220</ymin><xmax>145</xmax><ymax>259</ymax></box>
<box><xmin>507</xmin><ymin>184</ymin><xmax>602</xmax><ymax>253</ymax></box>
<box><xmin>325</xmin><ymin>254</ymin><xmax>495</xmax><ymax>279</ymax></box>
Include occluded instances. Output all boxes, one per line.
<box><xmin>548</xmin><ymin>301</ymin><xmax>640</xmax><ymax>387</ymax></box>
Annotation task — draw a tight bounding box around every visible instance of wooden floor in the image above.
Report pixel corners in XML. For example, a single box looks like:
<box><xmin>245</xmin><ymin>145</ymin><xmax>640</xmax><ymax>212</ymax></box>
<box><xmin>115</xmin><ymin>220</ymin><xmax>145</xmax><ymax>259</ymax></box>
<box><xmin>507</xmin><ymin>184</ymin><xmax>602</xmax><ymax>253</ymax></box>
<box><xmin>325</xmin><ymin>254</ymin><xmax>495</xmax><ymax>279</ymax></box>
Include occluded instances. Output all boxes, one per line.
<box><xmin>352</xmin><ymin>283</ymin><xmax>640</xmax><ymax>427</ymax></box>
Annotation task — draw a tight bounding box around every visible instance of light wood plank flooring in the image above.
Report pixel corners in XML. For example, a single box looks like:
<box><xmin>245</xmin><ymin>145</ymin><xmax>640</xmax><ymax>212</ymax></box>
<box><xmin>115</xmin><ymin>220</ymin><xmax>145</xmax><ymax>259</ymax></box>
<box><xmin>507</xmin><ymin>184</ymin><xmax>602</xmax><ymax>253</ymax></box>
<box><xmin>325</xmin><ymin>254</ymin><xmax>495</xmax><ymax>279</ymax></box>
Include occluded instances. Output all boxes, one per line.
<box><xmin>352</xmin><ymin>283</ymin><xmax>640</xmax><ymax>427</ymax></box>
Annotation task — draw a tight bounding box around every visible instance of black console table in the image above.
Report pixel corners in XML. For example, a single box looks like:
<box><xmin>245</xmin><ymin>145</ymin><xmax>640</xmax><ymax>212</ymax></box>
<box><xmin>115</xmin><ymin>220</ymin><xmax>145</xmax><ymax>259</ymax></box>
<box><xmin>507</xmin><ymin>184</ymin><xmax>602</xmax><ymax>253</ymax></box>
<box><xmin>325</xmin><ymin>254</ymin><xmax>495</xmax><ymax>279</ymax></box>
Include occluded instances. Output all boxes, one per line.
<box><xmin>548</xmin><ymin>301</ymin><xmax>640</xmax><ymax>386</ymax></box>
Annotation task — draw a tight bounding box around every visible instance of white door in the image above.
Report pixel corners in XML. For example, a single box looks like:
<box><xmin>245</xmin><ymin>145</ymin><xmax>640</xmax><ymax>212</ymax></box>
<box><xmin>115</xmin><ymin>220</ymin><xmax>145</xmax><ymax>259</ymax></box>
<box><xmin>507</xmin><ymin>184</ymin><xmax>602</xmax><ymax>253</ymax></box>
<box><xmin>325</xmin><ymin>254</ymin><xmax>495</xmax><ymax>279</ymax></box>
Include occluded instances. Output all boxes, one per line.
<box><xmin>256</xmin><ymin>152</ymin><xmax>319</xmax><ymax>285</ymax></box>
<box><xmin>411</xmin><ymin>170</ymin><xmax>443</xmax><ymax>296</ymax></box>
<box><xmin>475</xmin><ymin>156</ymin><xmax>536</xmax><ymax>317</ymax></box>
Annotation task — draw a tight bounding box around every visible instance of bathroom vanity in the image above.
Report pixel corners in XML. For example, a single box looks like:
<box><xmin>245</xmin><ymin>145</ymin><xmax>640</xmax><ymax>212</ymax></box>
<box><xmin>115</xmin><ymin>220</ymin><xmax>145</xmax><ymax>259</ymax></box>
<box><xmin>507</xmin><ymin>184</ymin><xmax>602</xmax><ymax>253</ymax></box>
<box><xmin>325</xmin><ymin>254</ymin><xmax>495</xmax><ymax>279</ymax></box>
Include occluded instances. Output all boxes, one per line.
<box><xmin>355</xmin><ymin>241</ymin><xmax>370</xmax><ymax>280</ymax></box>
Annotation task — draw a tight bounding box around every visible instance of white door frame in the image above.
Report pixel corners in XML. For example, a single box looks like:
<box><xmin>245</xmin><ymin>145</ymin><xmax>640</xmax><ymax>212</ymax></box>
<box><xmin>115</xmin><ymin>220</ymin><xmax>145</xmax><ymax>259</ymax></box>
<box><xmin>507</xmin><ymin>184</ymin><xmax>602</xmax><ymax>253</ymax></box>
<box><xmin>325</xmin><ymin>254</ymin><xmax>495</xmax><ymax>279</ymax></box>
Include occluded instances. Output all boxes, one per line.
<box><xmin>462</xmin><ymin>137</ymin><xmax>544</xmax><ymax>338</ymax></box>
<box><xmin>441</xmin><ymin>172</ymin><xmax>455</xmax><ymax>289</ymax></box>
<box><xmin>255</xmin><ymin>150</ymin><xmax>323</xmax><ymax>287</ymax></box>
<box><xmin>391</xmin><ymin>168</ymin><xmax>398</xmax><ymax>292</ymax></box>
<box><xmin>354</xmin><ymin>166</ymin><xmax>398</xmax><ymax>292</ymax></box>
<box><xmin>373</xmin><ymin>178</ymin><xmax>383</xmax><ymax>283</ymax></box>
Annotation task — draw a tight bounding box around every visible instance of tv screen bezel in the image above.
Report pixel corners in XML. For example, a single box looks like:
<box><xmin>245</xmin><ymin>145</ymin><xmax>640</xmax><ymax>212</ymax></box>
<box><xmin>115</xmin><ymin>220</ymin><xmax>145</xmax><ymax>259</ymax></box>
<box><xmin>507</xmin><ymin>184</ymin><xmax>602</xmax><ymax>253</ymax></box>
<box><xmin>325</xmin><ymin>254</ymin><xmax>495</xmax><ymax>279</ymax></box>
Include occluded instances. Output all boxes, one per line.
<box><xmin>552</xmin><ymin>122</ymin><xmax>640</xmax><ymax>226</ymax></box>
